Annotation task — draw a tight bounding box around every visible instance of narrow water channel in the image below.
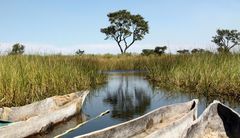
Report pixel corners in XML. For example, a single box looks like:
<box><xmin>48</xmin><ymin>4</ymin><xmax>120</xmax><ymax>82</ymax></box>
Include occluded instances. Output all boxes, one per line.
<box><xmin>36</xmin><ymin>71</ymin><xmax>240</xmax><ymax>138</ymax></box>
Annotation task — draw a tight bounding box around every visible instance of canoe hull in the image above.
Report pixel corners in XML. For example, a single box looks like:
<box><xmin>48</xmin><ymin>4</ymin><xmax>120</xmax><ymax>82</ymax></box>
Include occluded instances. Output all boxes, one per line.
<box><xmin>0</xmin><ymin>91</ymin><xmax>89</xmax><ymax>138</ymax></box>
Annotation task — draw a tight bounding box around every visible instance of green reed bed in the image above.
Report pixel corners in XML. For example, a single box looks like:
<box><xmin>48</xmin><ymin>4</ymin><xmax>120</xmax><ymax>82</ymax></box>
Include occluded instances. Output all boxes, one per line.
<box><xmin>1</xmin><ymin>53</ymin><xmax>240</xmax><ymax>106</ymax></box>
<box><xmin>92</xmin><ymin>54</ymin><xmax>149</xmax><ymax>71</ymax></box>
<box><xmin>0</xmin><ymin>55</ymin><xmax>106</xmax><ymax>107</ymax></box>
<box><xmin>145</xmin><ymin>54</ymin><xmax>240</xmax><ymax>99</ymax></box>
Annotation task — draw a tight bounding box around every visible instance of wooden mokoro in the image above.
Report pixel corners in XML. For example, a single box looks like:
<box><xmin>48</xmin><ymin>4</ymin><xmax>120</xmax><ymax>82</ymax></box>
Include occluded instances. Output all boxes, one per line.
<box><xmin>181</xmin><ymin>100</ymin><xmax>240</xmax><ymax>138</ymax></box>
<box><xmin>75</xmin><ymin>99</ymin><xmax>198</xmax><ymax>138</ymax></box>
<box><xmin>0</xmin><ymin>91</ymin><xmax>89</xmax><ymax>138</ymax></box>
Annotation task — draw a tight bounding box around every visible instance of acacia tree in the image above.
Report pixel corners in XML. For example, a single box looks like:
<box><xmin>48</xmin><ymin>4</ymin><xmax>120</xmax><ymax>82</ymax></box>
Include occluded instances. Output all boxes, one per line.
<box><xmin>212</xmin><ymin>29</ymin><xmax>240</xmax><ymax>53</ymax></box>
<box><xmin>101</xmin><ymin>10</ymin><xmax>149</xmax><ymax>54</ymax></box>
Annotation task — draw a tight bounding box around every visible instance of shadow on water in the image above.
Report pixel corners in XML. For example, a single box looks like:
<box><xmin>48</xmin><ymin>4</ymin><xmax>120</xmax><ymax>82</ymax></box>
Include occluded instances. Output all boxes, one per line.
<box><xmin>38</xmin><ymin>71</ymin><xmax>240</xmax><ymax>138</ymax></box>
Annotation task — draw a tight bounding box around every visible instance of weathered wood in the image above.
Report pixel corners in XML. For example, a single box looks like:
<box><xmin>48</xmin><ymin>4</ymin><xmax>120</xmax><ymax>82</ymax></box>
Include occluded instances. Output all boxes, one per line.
<box><xmin>0</xmin><ymin>91</ymin><xmax>89</xmax><ymax>138</ymax></box>
<box><xmin>182</xmin><ymin>100</ymin><xmax>240</xmax><ymax>138</ymax></box>
<box><xmin>76</xmin><ymin>99</ymin><xmax>198</xmax><ymax>138</ymax></box>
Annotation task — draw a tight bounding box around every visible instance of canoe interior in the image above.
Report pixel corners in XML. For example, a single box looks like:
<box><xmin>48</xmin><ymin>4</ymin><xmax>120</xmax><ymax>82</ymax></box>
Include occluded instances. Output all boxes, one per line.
<box><xmin>76</xmin><ymin>99</ymin><xmax>198</xmax><ymax>138</ymax></box>
<box><xmin>182</xmin><ymin>101</ymin><xmax>240</xmax><ymax>138</ymax></box>
<box><xmin>217</xmin><ymin>103</ymin><xmax>240</xmax><ymax>138</ymax></box>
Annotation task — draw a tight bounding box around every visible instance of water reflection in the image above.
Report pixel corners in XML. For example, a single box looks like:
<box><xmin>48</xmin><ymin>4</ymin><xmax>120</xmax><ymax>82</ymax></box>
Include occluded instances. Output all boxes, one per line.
<box><xmin>103</xmin><ymin>76</ymin><xmax>150</xmax><ymax>120</ymax></box>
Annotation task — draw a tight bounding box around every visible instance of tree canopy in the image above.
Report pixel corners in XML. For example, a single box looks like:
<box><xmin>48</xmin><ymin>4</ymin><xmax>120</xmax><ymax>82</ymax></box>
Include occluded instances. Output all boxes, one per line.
<box><xmin>154</xmin><ymin>46</ymin><xmax>167</xmax><ymax>55</ymax></box>
<box><xmin>212</xmin><ymin>29</ymin><xmax>240</xmax><ymax>53</ymax></box>
<box><xmin>9</xmin><ymin>43</ymin><xmax>25</xmax><ymax>55</ymax></box>
<box><xmin>142</xmin><ymin>46</ymin><xmax>167</xmax><ymax>56</ymax></box>
<box><xmin>177</xmin><ymin>49</ymin><xmax>190</xmax><ymax>54</ymax></box>
<box><xmin>191</xmin><ymin>48</ymin><xmax>212</xmax><ymax>54</ymax></box>
<box><xmin>101</xmin><ymin>10</ymin><xmax>149</xmax><ymax>54</ymax></box>
<box><xmin>75</xmin><ymin>49</ymin><xmax>84</xmax><ymax>55</ymax></box>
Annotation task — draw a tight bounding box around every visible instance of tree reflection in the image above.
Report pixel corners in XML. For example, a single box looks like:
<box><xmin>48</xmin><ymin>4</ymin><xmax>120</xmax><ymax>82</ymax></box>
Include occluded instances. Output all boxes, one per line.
<box><xmin>103</xmin><ymin>76</ymin><xmax>151</xmax><ymax>120</ymax></box>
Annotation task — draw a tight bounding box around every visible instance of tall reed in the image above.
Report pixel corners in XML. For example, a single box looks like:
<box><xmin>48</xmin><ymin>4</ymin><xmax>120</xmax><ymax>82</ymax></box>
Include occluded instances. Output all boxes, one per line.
<box><xmin>145</xmin><ymin>53</ymin><xmax>240</xmax><ymax>99</ymax></box>
<box><xmin>1</xmin><ymin>53</ymin><xmax>240</xmax><ymax>106</ymax></box>
<box><xmin>0</xmin><ymin>55</ymin><xmax>106</xmax><ymax>106</ymax></box>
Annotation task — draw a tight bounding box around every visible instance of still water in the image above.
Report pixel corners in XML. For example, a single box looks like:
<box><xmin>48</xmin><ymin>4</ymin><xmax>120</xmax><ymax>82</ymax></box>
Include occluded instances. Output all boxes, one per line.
<box><xmin>60</xmin><ymin>71</ymin><xmax>240</xmax><ymax>138</ymax></box>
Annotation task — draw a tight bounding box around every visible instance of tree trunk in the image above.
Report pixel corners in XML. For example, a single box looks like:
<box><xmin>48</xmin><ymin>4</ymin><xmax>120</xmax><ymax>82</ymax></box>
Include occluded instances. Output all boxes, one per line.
<box><xmin>117</xmin><ymin>43</ymin><xmax>124</xmax><ymax>54</ymax></box>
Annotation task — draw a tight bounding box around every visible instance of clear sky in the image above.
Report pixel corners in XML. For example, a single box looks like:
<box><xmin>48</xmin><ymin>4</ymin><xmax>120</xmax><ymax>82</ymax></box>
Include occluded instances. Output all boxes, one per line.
<box><xmin>0</xmin><ymin>0</ymin><xmax>240</xmax><ymax>54</ymax></box>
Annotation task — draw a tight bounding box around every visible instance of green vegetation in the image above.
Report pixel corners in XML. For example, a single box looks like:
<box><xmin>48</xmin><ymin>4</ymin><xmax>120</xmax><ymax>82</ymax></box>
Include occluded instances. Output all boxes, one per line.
<box><xmin>212</xmin><ymin>29</ymin><xmax>240</xmax><ymax>53</ymax></box>
<box><xmin>0</xmin><ymin>55</ymin><xmax>106</xmax><ymax>107</ymax></box>
<box><xmin>96</xmin><ymin>54</ymin><xmax>148</xmax><ymax>71</ymax></box>
<box><xmin>75</xmin><ymin>49</ymin><xmax>85</xmax><ymax>55</ymax></box>
<box><xmin>1</xmin><ymin>53</ymin><xmax>240</xmax><ymax>106</ymax></box>
<box><xmin>8</xmin><ymin>43</ymin><xmax>25</xmax><ymax>55</ymax></box>
<box><xmin>145</xmin><ymin>53</ymin><xmax>240</xmax><ymax>100</ymax></box>
<box><xmin>142</xmin><ymin>46</ymin><xmax>167</xmax><ymax>56</ymax></box>
<box><xmin>1</xmin><ymin>28</ymin><xmax>240</xmax><ymax>107</ymax></box>
<box><xmin>177</xmin><ymin>49</ymin><xmax>190</xmax><ymax>54</ymax></box>
<box><xmin>0</xmin><ymin>54</ymin><xmax>149</xmax><ymax>107</ymax></box>
<box><xmin>101</xmin><ymin>10</ymin><xmax>149</xmax><ymax>54</ymax></box>
<box><xmin>191</xmin><ymin>48</ymin><xmax>212</xmax><ymax>54</ymax></box>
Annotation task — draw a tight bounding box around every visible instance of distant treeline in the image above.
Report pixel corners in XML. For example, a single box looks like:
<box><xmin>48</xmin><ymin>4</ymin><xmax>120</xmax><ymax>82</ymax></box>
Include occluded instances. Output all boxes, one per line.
<box><xmin>3</xmin><ymin>29</ymin><xmax>240</xmax><ymax>56</ymax></box>
<box><xmin>142</xmin><ymin>47</ymin><xmax>212</xmax><ymax>55</ymax></box>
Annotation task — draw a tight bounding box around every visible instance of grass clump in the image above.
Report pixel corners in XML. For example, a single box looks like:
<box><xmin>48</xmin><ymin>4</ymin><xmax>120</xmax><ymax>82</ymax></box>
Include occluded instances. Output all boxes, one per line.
<box><xmin>0</xmin><ymin>55</ymin><xmax>106</xmax><ymax>107</ymax></box>
<box><xmin>145</xmin><ymin>53</ymin><xmax>240</xmax><ymax>99</ymax></box>
<box><xmin>97</xmin><ymin>54</ymin><xmax>149</xmax><ymax>71</ymax></box>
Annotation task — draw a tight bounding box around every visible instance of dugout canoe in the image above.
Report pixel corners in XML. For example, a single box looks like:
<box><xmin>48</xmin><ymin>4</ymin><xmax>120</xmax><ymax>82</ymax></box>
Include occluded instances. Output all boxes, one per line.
<box><xmin>181</xmin><ymin>100</ymin><xmax>240</xmax><ymax>138</ymax></box>
<box><xmin>76</xmin><ymin>99</ymin><xmax>198</xmax><ymax>138</ymax></box>
<box><xmin>0</xmin><ymin>91</ymin><xmax>89</xmax><ymax>138</ymax></box>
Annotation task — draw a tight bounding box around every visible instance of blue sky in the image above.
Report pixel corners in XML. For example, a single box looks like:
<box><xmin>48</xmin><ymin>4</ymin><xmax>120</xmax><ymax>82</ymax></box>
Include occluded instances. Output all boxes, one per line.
<box><xmin>0</xmin><ymin>0</ymin><xmax>240</xmax><ymax>54</ymax></box>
